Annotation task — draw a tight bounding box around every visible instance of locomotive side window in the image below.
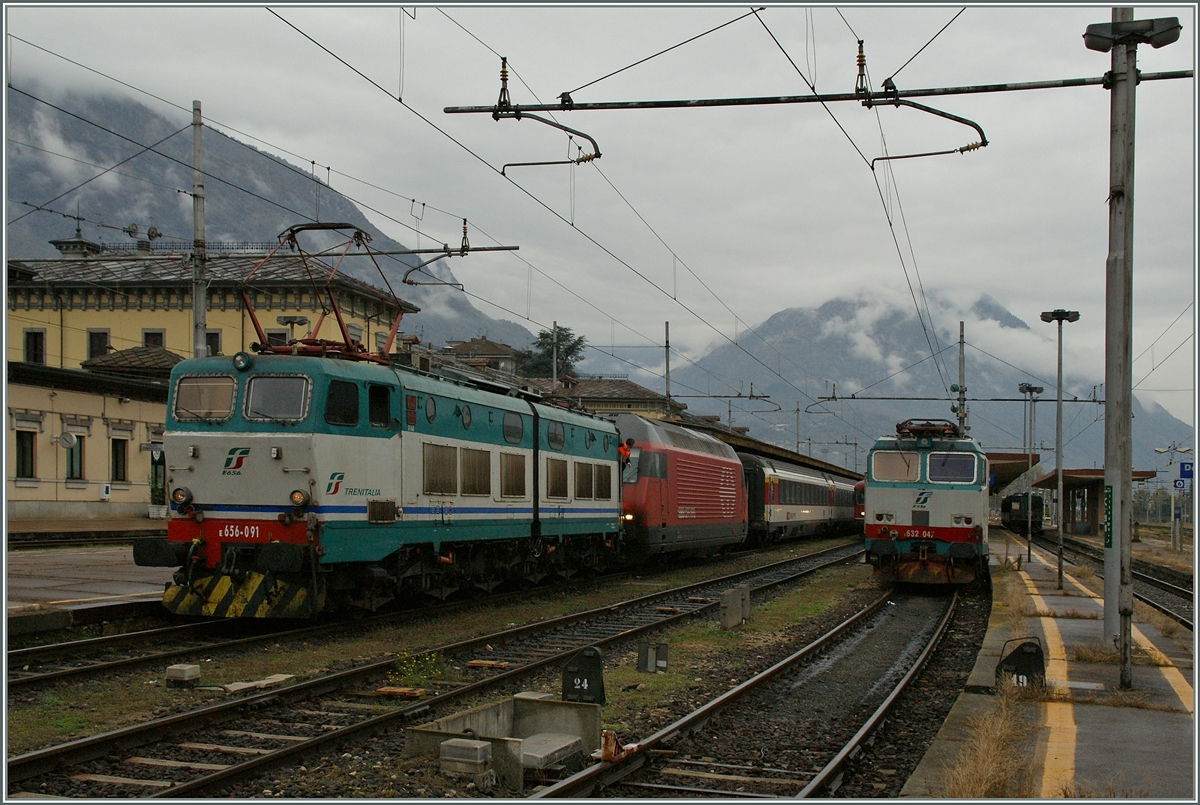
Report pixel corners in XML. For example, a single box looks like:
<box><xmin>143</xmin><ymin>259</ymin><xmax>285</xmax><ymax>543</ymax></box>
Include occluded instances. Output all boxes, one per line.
<box><xmin>245</xmin><ymin>376</ymin><xmax>309</xmax><ymax>421</ymax></box>
<box><xmin>546</xmin><ymin>457</ymin><xmax>569</xmax><ymax>498</ymax></box>
<box><xmin>928</xmin><ymin>452</ymin><xmax>977</xmax><ymax>483</ymax></box>
<box><xmin>174</xmin><ymin>375</ymin><xmax>235</xmax><ymax>421</ymax></box>
<box><xmin>575</xmin><ymin>462</ymin><xmax>594</xmax><ymax>499</ymax></box>
<box><xmin>325</xmin><ymin>380</ymin><xmax>359</xmax><ymax>426</ymax></box>
<box><xmin>461</xmin><ymin>448</ymin><xmax>491</xmax><ymax>495</ymax></box>
<box><xmin>500</xmin><ymin>453</ymin><xmax>526</xmax><ymax>497</ymax></box>
<box><xmin>368</xmin><ymin>385</ymin><xmax>391</xmax><ymax>427</ymax></box>
<box><xmin>595</xmin><ymin>464</ymin><xmax>612</xmax><ymax>500</ymax></box>
<box><xmin>547</xmin><ymin>421</ymin><xmax>565</xmax><ymax>451</ymax></box>
<box><xmin>641</xmin><ymin>451</ymin><xmax>667</xmax><ymax>479</ymax></box>
<box><xmin>621</xmin><ymin>447</ymin><xmax>642</xmax><ymax>484</ymax></box>
<box><xmin>423</xmin><ymin>443</ymin><xmax>458</xmax><ymax>495</ymax></box>
<box><xmin>502</xmin><ymin>412</ymin><xmax>524</xmax><ymax>444</ymax></box>
<box><xmin>425</xmin><ymin>396</ymin><xmax>437</xmax><ymax>423</ymax></box>
<box><xmin>871</xmin><ymin>451</ymin><xmax>919</xmax><ymax>482</ymax></box>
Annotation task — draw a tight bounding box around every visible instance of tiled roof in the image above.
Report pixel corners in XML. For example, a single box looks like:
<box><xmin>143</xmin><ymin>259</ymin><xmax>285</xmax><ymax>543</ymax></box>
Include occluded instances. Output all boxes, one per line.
<box><xmin>81</xmin><ymin>346</ymin><xmax>186</xmax><ymax>378</ymax></box>
<box><xmin>523</xmin><ymin>377</ymin><xmax>672</xmax><ymax>402</ymax></box>
<box><xmin>7</xmin><ymin>253</ymin><xmax>419</xmax><ymax>313</ymax></box>
<box><xmin>448</xmin><ymin>337</ymin><xmax>517</xmax><ymax>357</ymax></box>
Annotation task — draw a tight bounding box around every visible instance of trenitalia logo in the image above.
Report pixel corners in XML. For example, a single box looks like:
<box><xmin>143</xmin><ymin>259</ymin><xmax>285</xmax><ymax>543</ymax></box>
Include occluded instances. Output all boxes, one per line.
<box><xmin>327</xmin><ymin>472</ymin><xmax>345</xmax><ymax>495</ymax></box>
<box><xmin>222</xmin><ymin>447</ymin><xmax>250</xmax><ymax>475</ymax></box>
<box><xmin>914</xmin><ymin>490</ymin><xmax>932</xmax><ymax>508</ymax></box>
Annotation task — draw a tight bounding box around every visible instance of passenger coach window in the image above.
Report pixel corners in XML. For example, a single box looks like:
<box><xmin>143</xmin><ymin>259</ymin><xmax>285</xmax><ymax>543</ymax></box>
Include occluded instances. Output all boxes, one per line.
<box><xmin>246</xmin><ymin>376</ymin><xmax>309</xmax><ymax>421</ymax></box>
<box><xmin>928</xmin><ymin>453</ymin><xmax>977</xmax><ymax>483</ymax></box>
<box><xmin>502</xmin><ymin>412</ymin><xmax>524</xmax><ymax>444</ymax></box>
<box><xmin>871</xmin><ymin>451</ymin><xmax>919</xmax><ymax>482</ymax></box>
<box><xmin>595</xmin><ymin>464</ymin><xmax>612</xmax><ymax>500</ymax></box>
<box><xmin>368</xmin><ymin>385</ymin><xmax>391</xmax><ymax>427</ymax></box>
<box><xmin>546</xmin><ymin>457</ymin><xmax>569</xmax><ymax>498</ymax></box>
<box><xmin>500</xmin><ymin>453</ymin><xmax>526</xmax><ymax>497</ymax></box>
<box><xmin>547</xmin><ymin>421</ymin><xmax>565</xmax><ymax>451</ymax></box>
<box><xmin>423</xmin><ymin>443</ymin><xmax>458</xmax><ymax>495</ymax></box>
<box><xmin>174</xmin><ymin>376</ymin><xmax>236</xmax><ymax>421</ymax></box>
<box><xmin>325</xmin><ymin>380</ymin><xmax>359</xmax><ymax>426</ymax></box>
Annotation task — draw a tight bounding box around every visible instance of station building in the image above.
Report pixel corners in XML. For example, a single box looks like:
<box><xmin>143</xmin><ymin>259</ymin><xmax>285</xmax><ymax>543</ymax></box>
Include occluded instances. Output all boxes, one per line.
<box><xmin>6</xmin><ymin>234</ymin><xmax>418</xmax><ymax>520</ymax></box>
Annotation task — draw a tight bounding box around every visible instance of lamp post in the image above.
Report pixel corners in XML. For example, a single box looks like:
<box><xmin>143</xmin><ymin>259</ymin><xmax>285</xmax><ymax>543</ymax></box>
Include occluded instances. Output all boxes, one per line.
<box><xmin>1018</xmin><ymin>382</ymin><xmax>1044</xmax><ymax>560</ymax></box>
<box><xmin>1154</xmin><ymin>443</ymin><xmax>1193</xmax><ymax>551</ymax></box>
<box><xmin>1085</xmin><ymin>8</ymin><xmax>1181</xmax><ymax>690</ymax></box>
<box><xmin>1042</xmin><ymin>309</ymin><xmax>1080</xmax><ymax>589</ymax></box>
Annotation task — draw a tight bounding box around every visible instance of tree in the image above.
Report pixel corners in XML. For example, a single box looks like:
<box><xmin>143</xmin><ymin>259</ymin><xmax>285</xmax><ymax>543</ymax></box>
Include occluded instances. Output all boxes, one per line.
<box><xmin>516</xmin><ymin>326</ymin><xmax>587</xmax><ymax>379</ymax></box>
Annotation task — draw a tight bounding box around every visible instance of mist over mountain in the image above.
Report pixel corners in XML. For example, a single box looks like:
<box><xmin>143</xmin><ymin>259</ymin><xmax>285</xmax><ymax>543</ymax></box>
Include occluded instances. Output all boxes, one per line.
<box><xmin>672</xmin><ymin>295</ymin><xmax>1193</xmax><ymax>482</ymax></box>
<box><xmin>6</xmin><ymin>88</ymin><xmax>533</xmax><ymax>349</ymax></box>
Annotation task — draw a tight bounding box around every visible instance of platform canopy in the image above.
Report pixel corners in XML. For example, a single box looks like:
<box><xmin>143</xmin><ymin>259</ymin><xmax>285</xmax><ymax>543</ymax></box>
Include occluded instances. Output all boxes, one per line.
<box><xmin>986</xmin><ymin>452</ymin><xmax>1041</xmax><ymax>493</ymax></box>
<box><xmin>1032</xmin><ymin>467</ymin><xmax>1158</xmax><ymax>491</ymax></box>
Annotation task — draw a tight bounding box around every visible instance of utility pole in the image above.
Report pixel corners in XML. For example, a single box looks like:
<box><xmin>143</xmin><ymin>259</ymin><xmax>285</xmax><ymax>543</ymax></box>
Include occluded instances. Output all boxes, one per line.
<box><xmin>551</xmin><ymin>321</ymin><xmax>558</xmax><ymax>393</ymax></box>
<box><xmin>191</xmin><ymin>100</ymin><xmax>207</xmax><ymax>358</ymax></box>
<box><xmin>664</xmin><ymin>322</ymin><xmax>671</xmax><ymax>402</ymax></box>
<box><xmin>951</xmin><ymin>322</ymin><xmax>968</xmax><ymax>435</ymax></box>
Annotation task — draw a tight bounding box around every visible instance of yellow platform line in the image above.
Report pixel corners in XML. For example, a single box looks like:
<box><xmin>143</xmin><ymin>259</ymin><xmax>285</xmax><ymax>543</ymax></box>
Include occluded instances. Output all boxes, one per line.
<box><xmin>1132</xmin><ymin>624</ymin><xmax>1194</xmax><ymax>714</ymax></box>
<box><xmin>1020</xmin><ymin>568</ymin><xmax>1077</xmax><ymax>797</ymax></box>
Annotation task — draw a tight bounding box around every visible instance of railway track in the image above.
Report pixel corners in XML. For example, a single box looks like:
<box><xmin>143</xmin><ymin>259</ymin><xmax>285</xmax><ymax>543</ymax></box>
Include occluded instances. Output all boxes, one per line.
<box><xmin>6</xmin><ymin>542</ymin><xmax>863</xmax><ymax>798</ymax></box>
<box><xmin>7</xmin><ymin>535</ymin><xmax>162</xmax><ymax>551</ymax></box>
<box><xmin>532</xmin><ymin>589</ymin><xmax>955</xmax><ymax>798</ymax></box>
<box><xmin>1028</xmin><ymin>531</ymin><xmax>1193</xmax><ymax>630</ymax></box>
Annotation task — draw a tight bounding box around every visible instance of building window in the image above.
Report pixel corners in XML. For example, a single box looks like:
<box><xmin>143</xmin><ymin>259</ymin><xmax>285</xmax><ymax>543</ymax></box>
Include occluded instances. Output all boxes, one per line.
<box><xmin>265</xmin><ymin>329</ymin><xmax>289</xmax><ymax>347</ymax></box>
<box><xmin>111</xmin><ymin>439</ymin><xmax>128</xmax><ymax>482</ymax></box>
<box><xmin>65</xmin><ymin>437</ymin><xmax>84</xmax><ymax>480</ymax></box>
<box><xmin>142</xmin><ymin>330</ymin><xmax>165</xmax><ymax>349</ymax></box>
<box><xmin>347</xmin><ymin>323</ymin><xmax>363</xmax><ymax>343</ymax></box>
<box><xmin>16</xmin><ymin>431</ymin><xmax>36</xmax><ymax>478</ymax></box>
<box><xmin>375</xmin><ymin>331</ymin><xmax>391</xmax><ymax>352</ymax></box>
<box><xmin>205</xmin><ymin>330</ymin><xmax>222</xmax><ymax>357</ymax></box>
<box><xmin>87</xmin><ymin>330</ymin><xmax>110</xmax><ymax>359</ymax></box>
<box><xmin>23</xmin><ymin>330</ymin><xmax>46</xmax><ymax>364</ymax></box>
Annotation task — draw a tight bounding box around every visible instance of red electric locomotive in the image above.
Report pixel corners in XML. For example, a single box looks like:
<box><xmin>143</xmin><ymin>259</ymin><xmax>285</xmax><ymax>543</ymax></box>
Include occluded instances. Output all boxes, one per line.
<box><xmin>615</xmin><ymin>413</ymin><xmax>747</xmax><ymax>557</ymax></box>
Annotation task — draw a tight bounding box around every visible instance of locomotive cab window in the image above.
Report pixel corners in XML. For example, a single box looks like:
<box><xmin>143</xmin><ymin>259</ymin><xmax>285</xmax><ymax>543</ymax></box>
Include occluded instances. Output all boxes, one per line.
<box><xmin>621</xmin><ymin>447</ymin><xmax>642</xmax><ymax>484</ymax></box>
<box><xmin>368</xmin><ymin>385</ymin><xmax>391</xmax><ymax>427</ymax></box>
<box><xmin>325</xmin><ymin>380</ymin><xmax>359</xmax><ymax>426</ymax></box>
<box><xmin>174</xmin><ymin>375</ymin><xmax>236</xmax><ymax>422</ymax></box>
<box><xmin>871</xmin><ymin>451</ymin><xmax>919</xmax><ymax>482</ymax></box>
<box><xmin>245</xmin><ymin>376</ymin><xmax>309</xmax><ymax>421</ymax></box>
<box><xmin>927</xmin><ymin>452</ymin><xmax>977</xmax><ymax>483</ymax></box>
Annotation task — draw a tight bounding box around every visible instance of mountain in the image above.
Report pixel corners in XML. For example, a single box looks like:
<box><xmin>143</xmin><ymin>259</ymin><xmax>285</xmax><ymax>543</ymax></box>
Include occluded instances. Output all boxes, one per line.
<box><xmin>672</xmin><ymin>295</ymin><xmax>1193</xmax><ymax>483</ymax></box>
<box><xmin>5</xmin><ymin>88</ymin><xmax>533</xmax><ymax>350</ymax></box>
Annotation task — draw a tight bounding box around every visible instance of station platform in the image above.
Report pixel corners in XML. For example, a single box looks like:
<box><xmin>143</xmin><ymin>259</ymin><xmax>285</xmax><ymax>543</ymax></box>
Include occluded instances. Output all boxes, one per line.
<box><xmin>5</xmin><ymin>523</ymin><xmax>173</xmax><ymax>633</ymax></box>
<box><xmin>7</xmin><ymin>515</ymin><xmax>166</xmax><ymax>540</ymax></box>
<box><xmin>902</xmin><ymin>530</ymin><xmax>1195</xmax><ymax>799</ymax></box>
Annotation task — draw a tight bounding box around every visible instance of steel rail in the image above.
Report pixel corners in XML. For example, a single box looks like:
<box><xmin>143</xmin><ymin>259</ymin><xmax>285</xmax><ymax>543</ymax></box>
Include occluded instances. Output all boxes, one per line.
<box><xmin>530</xmin><ymin>587</ymin><xmax>895</xmax><ymax>798</ymax></box>
<box><xmin>8</xmin><ymin>543</ymin><xmax>860</xmax><ymax>788</ymax></box>
<box><xmin>150</xmin><ymin>545</ymin><xmax>863</xmax><ymax>798</ymax></box>
<box><xmin>798</xmin><ymin>591</ymin><xmax>958</xmax><ymax>796</ymax></box>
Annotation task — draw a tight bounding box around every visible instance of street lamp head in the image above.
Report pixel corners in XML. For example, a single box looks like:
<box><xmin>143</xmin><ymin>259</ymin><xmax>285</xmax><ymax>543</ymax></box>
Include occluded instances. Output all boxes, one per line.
<box><xmin>1041</xmin><ymin>309</ymin><xmax>1081</xmax><ymax>323</ymax></box>
<box><xmin>1084</xmin><ymin>17</ymin><xmax>1182</xmax><ymax>52</ymax></box>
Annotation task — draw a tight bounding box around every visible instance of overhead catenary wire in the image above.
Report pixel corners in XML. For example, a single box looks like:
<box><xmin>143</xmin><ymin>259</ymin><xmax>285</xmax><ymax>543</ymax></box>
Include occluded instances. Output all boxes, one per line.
<box><xmin>268</xmin><ymin>9</ymin><xmax>874</xmax><ymax>438</ymax></box>
<box><xmin>883</xmin><ymin>8</ymin><xmax>965</xmax><ymax>85</ymax></box>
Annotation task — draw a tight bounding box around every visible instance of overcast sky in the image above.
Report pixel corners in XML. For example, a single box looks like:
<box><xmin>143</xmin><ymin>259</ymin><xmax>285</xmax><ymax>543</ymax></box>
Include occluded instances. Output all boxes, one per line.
<box><xmin>5</xmin><ymin>4</ymin><xmax>1196</xmax><ymax>426</ymax></box>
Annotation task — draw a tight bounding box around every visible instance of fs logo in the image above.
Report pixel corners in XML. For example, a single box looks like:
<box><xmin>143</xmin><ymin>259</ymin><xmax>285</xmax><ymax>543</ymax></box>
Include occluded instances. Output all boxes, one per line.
<box><xmin>914</xmin><ymin>490</ymin><xmax>932</xmax><ymax>509</ymax></box>
<box><xmin>222</xmin><ymin>447</ymin><xmax>251</xmax><ymax>475</ymax></box>
<box><xmin>326</xmin><ymin>472</ymin><xmax>345</xmax><ymax>495</ymax></box>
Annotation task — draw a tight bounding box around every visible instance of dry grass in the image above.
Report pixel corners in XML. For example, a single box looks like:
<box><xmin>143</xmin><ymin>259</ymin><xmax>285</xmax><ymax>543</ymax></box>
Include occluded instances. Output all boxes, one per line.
<box><xmin>938</xmin><ymin>682</ymin><xmax>1036</xmax><ymax>798</ymax></box>
<box><xmin>1040</xmin><ymin>686</ymin><xmax>1183</xmax><ymax>712</ymax></box>
<box><xmin>1059</xmin><ymin>776</ymin><xmax>1151</xmax><ymax>798</ymax></box>
<box><xmin>1069</xmin><ymin>640</ymin><xmax>1173</xmax><ymax>667</ymax></box>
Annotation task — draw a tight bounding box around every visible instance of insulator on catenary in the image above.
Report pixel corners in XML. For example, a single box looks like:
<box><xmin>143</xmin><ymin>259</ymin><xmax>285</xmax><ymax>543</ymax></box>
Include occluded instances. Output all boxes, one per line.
<box><xmin>958</xmin><ymin>141</ymin><xmax>985</xmax><ymax>153</ymax></box>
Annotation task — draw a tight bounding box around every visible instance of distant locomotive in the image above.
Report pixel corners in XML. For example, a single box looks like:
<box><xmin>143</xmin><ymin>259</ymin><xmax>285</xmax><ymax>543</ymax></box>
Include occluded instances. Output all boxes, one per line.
<box><xmin>862</xmin><ymin>419</ymin><xmax>989</xmax><ymax>584</ymax></box>
<box><xmin>1000</xmin><ymin>493</ymin><xmax>1044</xmax><ymax>536</ymax></box>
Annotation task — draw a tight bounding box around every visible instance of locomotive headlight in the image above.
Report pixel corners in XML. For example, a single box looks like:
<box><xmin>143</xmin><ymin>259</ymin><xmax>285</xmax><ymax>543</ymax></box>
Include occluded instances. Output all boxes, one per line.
<box><xmin>885</xmin><ymin>513</ymin><xmax>895</xmax><ymax>523</ymax></box>
<box><xmin>953</xmin><ymin>515</ymin><xmax>963</xmax><ymax>525</ymax></box>
<box><xmin>171</xmin><ymin>487</ymin><xmax>193</xmax><ymax>506</ymax></box>
<box><xmin>289</xmin><ymin>489</ymin><xmax>311</xmax><ymax>507</ymax></box>
<box><xmin>232</xmin><ymin>351</ymin><xmax>253</xmax><ymax>372</ymax></box>
<box><xmin>875</xmin><ymin>513</ymin><xmax>884</xmax><ymax>522</ymax></box>
<box><xmin>622</xmin><ymin>514</ymin><xmax>634</xmax><ymax>521</ymax></box>
<box><xmin>964</xmin><ymin>516</ymin><xmax>973</xmax><ymax>525</ymax></box>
